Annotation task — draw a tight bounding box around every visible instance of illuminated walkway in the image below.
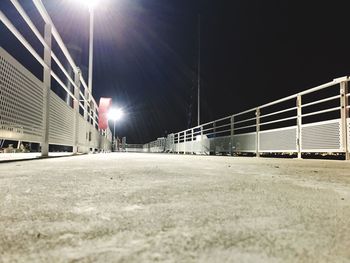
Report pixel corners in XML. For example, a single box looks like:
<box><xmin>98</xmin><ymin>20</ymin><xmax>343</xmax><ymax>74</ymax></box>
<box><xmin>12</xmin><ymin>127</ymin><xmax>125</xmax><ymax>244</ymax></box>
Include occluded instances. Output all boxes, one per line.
<box><xmin>0</xmin><ymin>153</ymin><xmax>349</xmax><ymax>262</ymax></box>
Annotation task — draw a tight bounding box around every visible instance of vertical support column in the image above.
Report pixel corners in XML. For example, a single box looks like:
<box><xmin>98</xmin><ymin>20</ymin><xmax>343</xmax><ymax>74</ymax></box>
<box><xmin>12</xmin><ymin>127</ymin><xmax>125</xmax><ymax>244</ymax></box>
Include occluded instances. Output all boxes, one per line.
<box><xmin>41</xmin><ymin>23</ymin><xmax>52</xmax><ymax>157</ymax></box>
<box><xmin>191</xmin><ymin>129</ymin><xmax>194</xmax><ymax>154</ymax></box>
<box><xmin>88</xmin><ymin>7</ymin><xmax>94</xmax><ymax>94</ymax></box>
<box><xmin>256</xmin><ymin>108</ymin><xmax>260</xmax><ymax>158</ymax></box>
<box><xmin>177</xmin><ymin>133</ymin><xmax>180</xmax><ymax>154</ymax></box>
<box><xmin>184</xmin><ymin>131</ymin><xmax>186</xmax><ymax>154</ymax></box>
<box><xmin>296</xmin><ymin>94</ymin><xmax>302</xmax><ymax>159</ymax></box>
<box><xmin>213</xmin><ymin>122</ymin><xmax>216</xmax><ymax>155</ymax></box>
<box><xmin>230</xmin><ymin>115</ymin><xmax>234</xmax><ymax>156</ymax></box>
<box><xmin>200</xmin><ymin>126</ymin><xmax>204</xmax><ymax>155</ymax></box>
<box><xmin>73</xmin><ymin>69</ymin><xmax>81</xmax><ymax>154</ymax></box>
<box><xmin>340</xmin><ymin>81</ymin><xmax>349</xmax><ymax>160</ymax></box>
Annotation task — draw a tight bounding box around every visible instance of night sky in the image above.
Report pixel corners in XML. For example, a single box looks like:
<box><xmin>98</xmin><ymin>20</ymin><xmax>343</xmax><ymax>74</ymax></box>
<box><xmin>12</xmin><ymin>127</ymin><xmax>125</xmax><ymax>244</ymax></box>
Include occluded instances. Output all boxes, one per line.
<box><xmin>1</xmin><ymin>0</ymin><xmax>350</xmax><ymax>143</ymax></box>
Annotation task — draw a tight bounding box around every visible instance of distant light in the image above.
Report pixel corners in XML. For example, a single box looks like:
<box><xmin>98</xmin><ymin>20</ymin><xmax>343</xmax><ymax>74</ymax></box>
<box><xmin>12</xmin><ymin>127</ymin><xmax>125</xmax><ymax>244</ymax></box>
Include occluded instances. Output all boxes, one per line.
<box><xmin>76</xmin><ymin>0</ymin><xmax>98</xmax><ymax>9</ymax></box>
<box><xmin>108</xmin><ymin>108</ymin><xmax>123</xmax><ymax>122</ymax></box>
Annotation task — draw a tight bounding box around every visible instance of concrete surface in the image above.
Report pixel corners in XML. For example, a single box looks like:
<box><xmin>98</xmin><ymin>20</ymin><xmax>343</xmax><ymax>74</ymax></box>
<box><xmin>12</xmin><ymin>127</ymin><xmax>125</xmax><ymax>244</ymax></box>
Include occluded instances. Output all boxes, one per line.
<box><xmin>0</xmin><ymin>153</ymin><xmax>349</xmax><ymax>262</ymax></box>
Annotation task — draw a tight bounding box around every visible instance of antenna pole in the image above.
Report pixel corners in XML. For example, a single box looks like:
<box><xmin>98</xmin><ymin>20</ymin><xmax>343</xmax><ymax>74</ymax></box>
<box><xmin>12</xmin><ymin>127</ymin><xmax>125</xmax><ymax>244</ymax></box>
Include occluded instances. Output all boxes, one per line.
<box><xmin>197</xmin><ymin>14</ymin><xmax>201</xmax><ymax>126</ymax></box>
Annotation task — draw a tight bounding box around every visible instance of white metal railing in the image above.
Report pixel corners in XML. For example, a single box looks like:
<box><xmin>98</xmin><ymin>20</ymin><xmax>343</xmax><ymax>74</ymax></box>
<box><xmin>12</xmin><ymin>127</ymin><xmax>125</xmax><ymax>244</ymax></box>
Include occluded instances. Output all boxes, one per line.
<box><xmin>0</xmin><ymin>0</ymin><xmax>112</xmax><ymax>155</ymax></box>
<box><xmin>145</xmin><ymin>77</ymin><xmax>350</xmax><ymax>160</ymax></box>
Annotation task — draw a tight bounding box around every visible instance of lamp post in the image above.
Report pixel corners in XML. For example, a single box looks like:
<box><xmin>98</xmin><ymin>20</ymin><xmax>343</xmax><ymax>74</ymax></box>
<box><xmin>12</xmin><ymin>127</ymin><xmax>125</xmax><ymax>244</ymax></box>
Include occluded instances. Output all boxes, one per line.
<box><xmin>87</xmin><ymin>1</ymin><xmax>95</xmax><ymax>94</ymax></box>
<box><xmin>108</xmin><ymin>108</ymin><xmax>124</xmax><ymax>151</ymax></box>
<box><xmin>75</xmin><ymin>0</ymin><xmax>97</xmax><ymax>95</ymax></box>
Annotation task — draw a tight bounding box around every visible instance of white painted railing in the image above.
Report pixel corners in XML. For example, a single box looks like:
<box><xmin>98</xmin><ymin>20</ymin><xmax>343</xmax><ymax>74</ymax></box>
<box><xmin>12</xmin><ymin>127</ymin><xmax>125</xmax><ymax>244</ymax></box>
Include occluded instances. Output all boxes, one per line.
<box><xmin>145</xmin><ymin>77</ymin><xmax>350</xmax><ymax>159</ymax></box>
<box><xmin>0</xmin><ymin>0</ymin><xmax>112</xmax><ymax>155</ymax></box>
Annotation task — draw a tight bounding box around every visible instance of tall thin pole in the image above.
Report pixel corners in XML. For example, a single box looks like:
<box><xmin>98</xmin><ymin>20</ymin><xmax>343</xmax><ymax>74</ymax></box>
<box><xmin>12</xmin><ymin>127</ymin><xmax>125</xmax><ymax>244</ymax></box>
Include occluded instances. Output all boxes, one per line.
<box><xmin>88</xmin><ymin>7</ymin><xmax>94</xmax><ymax>95</ymax></box>
<box><xmin>197</xmin><ymin>14</ymin><xmax>201</xmax><ymax>126</ymax></box>
<box><xmin>113</xmin><ymin>120</ymin><xmax>116</xmax><ymax>151</ymax></box>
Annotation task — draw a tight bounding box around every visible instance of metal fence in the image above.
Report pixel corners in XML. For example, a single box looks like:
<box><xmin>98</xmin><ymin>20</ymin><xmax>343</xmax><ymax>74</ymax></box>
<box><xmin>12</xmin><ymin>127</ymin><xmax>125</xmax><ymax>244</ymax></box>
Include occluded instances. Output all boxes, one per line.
<box><xmin>145</xmin><ymin>77</ymin><xmax>350</xmax><ymax>160</ymax></box>
<box><xmin>0</xmin><ymin>0</ymin><xmax>112</xmax><ymax>155</ymax></box>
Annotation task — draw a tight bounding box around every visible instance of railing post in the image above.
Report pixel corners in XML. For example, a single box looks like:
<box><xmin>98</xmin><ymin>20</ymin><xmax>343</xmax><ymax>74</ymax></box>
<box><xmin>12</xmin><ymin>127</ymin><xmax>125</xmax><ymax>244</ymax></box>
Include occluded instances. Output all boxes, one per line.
<box><xmin>256</xmin><ymin>108</ymin><xmax>260</xmax><ymax>158</ymax></box>
<box><xmin>200</xmin><ymin>126</ymin><xmax>204</xmax><ymax>155</ymax></box>
<box><xmin>191</xmin><ymin>129</ymin><xmax>194</xmax><ymax>154</ymax></box>
<box><xmin>213</xmin><ymin>122</ymin><xmax>216</xmax><ymax>155</ymax></box>
<box><xmin>184</xmin><ymin>130</ymin><xmax>186</xmax><ymax>154</ymax></box>
<box><xmin>230</xmin><ymin>115</ymin><xmax>234</xmax><ymax>156</ymax></box>
<box><xmin>296</xmin><ymin>94</ymin><xmax>302</xmax><ymax>159</ymax></box>
<box><xmin>41</xmin><ymin>23</ymin><xmax>52</xmax><ymax>157</ymax></box>
<box><xmin>171</xmin><ymin>134</ymin><xmax>174</xmax><ymax>153</ymax></box>
<box><xmin>177</xmin><ymin>133</ymin><xmax>180</xmax><ymax>154</ymax></box>
<box><xmin>340</xmin><ymin>81</ymin><xmax>349</xmax><ymax>160</ymax></box>
<box><xmin>73</xmin><ymin>69</ymin><xmax>81</xmax><ymax>154</ymax></box>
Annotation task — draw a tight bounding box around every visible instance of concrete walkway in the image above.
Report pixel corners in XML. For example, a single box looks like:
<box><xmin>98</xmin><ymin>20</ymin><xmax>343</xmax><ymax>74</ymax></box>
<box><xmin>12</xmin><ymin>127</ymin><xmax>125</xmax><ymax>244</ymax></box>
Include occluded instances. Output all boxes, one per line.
<box><xmin>0</xmin><ymin>153</ymin><xmax>349</xmax><ymax>262</ymax></box>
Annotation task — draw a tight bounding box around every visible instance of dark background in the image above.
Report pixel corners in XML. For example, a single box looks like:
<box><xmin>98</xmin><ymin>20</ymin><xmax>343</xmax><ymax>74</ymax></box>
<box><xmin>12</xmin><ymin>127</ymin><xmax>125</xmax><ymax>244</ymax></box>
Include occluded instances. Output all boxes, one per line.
<box><xmin>1</xmin><ymin>0</ymin><xmax>350</xmax><ymax>143</ymax></box>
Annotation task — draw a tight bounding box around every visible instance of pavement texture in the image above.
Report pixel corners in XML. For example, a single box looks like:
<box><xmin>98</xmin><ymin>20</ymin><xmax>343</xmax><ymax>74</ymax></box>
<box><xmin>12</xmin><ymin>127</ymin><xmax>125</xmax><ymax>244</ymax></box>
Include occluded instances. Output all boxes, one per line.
<box><xmin>0</xmin><ymin>153</ymin><xmax>349</xmax><ymax>263</ymax></box>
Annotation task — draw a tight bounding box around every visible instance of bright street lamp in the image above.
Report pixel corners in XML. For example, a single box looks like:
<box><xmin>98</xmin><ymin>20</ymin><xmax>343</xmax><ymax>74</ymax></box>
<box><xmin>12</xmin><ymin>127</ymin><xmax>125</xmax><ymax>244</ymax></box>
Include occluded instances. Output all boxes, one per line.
<box><xmin>108</xmin><ymin>108</ymin><xmax>124</xmax><ymax>151</ymax></box>
<box><xmin>86</xmin><ymin>0</ymin><xmax>95</xmax><ymax>95</ymax></box>
<box><xmin>74</xmin><ymin>0</ymin><xmax>97</xmax><ymax>94</ymax></box>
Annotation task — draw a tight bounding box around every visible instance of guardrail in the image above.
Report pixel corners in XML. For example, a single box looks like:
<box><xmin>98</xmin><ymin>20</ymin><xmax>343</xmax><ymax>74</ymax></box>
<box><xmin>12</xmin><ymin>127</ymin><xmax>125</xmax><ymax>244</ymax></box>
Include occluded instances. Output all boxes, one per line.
<box><xmin>145</xmin><ymin>77</ymin><xmax>350</xmax><ymax>160</ymax></box>
<box><xmin>0</xmin><ymin>0</ymin><xmax>112</xmax><ymax>155</ymax></box>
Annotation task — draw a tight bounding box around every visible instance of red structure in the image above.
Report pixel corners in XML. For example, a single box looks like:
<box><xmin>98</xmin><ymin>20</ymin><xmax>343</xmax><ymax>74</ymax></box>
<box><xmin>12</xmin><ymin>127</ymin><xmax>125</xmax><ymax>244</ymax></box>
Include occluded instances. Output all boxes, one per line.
<box><xmin>98</xmin><ymin>97</ymin><xmax>112</xmax><ymax>130</ymax></box>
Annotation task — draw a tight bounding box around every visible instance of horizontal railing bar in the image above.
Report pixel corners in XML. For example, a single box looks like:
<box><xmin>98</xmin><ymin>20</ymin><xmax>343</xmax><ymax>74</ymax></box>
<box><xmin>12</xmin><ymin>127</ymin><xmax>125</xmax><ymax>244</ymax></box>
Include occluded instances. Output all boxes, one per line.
<box><xmin>0</xmin><ymin>11</ymin><xmax>48</xmax><ymax>69</ymax></box>
<box><xmin>202</xmin><ymin>123</ymin><xmax>231</xmax><ymax>133</ymax></box>
<box><xmin>260</xmin><ymin>107</ymin><xmax>297</xmax><ymax>119</ymax></box>
<box><xmin>301</xmin><ymin>107</ymin><xmax>340</xmax><ymax>118</ymax></box>
<box><xmin>213</xmin><ymin>123</ymin><xmax>231</xmax><ymax>130</ymax></box>
<box><xmin>32</xmin><ymin>0</ymin><xmax>99</xmax><ymax>111</ymax></box>
<box><xmin>51</xmin><ymin>72</ymin><xmax>97</xmax><ymax>124</ymax></box>
<box><xmin>234</xmin><ymin>117</ymin><xmax>257</xmax><ymax>125</ymax></box>
<box><xmin>233</xmin><ymin>108</ymin><xmax>257</xmax><ymax>117</ymax></box>
<box><xmin>205</xmin><ymin>128</ymin><xmax>231</xmax><ymax>137</ymax></box>
<box><xmin>301</xmin><ymin>95</ymin><xmax>340</xmax><ymax>108</ymax></box>
<box><xmin>299</xmin><ymin>79</ymin><xmax>342</xmax><ymax>96</ymax></box>
<box><xmin>259</xmin><ymin>94</ymin><xmax>297</xmax><ymax>110</ymax></box>
<box><xmin>190</xmin><ymin>115</ymin><xmax>232</xmax><ymax>131</ymax></box>
<box><xmin>234</xmin><ymin>124</ymin><xmax>257</xmax><ymax>131</ymax></box>
<box><xmin>3</xmin><ymin>2</ymin><xmax>99</xmax><ymax>120</ymax></box>
<box><xmin>10</xmin><ymin>0</ymin><xmax>48</xmax><ymax>49</ymax></box>
<box><xmin>260</xmin><ymin>116</ymin><xmax>296</xmax><ymax>126</ymax></box>
<box><xmin>202</xmin><ymin>127</ymin><xmax>213</xmax><ymax>133</ymax></box>
<box><xmin>51</xmin><ymin>71</ymin><xmax>76</xmax><ymax>99</ymax></box>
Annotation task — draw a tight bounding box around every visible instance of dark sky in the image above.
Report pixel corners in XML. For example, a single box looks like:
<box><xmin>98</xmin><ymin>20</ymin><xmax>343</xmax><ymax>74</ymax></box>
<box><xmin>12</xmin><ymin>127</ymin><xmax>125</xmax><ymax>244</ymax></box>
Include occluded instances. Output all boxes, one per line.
<box><xmin>1</xmin><ymin>0</ymin><xmax>350</xmax><ymax>143</ymax></box>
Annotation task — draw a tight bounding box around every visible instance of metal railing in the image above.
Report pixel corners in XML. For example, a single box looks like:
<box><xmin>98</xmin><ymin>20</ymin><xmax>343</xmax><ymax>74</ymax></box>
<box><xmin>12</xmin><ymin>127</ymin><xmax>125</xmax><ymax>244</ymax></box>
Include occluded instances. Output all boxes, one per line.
<box><xmin>145</xmin><ymin>77</ymin><xmax>350</xmax><ymax>159</ymax></box>
<box><xmin>0</xmin><ymin>0</ymin><xmax>112</xmax><ymax>155</ymax></box>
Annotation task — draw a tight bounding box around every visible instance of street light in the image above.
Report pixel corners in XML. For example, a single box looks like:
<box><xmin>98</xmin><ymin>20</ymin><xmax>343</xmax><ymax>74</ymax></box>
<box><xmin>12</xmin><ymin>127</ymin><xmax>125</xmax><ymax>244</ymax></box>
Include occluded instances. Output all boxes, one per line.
<box><xmin>87</xmin><ymin>0</ymin><xmax>95</xmax><ymax>95</ymax></box>
<box><xmin>108</xmin><ymin>108</ymin><xmax>124</xmax><ymax>151</ymax></box>
<box><xmin>74</xmin><ymin>0</ymin><xmax>98</xmax><ymax>94</ymax></box>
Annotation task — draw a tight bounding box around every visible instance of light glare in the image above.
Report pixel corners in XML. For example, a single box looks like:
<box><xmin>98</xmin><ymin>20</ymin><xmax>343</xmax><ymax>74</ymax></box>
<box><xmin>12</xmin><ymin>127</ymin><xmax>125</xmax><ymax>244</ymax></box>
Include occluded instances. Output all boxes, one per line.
<box><xmin>108</xmin><ymin>108</ymin><xmax>123</xmax><ymax>122</ymax></box>
<box><xmin>75</xmin><ymin>0</ymin><xmax>98</xmax><ymax>9</ymax></box>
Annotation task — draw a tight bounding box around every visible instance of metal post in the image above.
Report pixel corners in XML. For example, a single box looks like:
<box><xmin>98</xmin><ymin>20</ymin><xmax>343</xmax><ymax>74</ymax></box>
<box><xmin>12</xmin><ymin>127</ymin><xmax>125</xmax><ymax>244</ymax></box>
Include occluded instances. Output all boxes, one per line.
<box><xmin>200</xmin><ymin>126</ymin><xmax>204</xmax><ymax>155</ymax></box>
<box><xmin>296</xmin><ymin>94</ymin><xmax>302</xmax><ymax>159</ymax></box>
<box><xmin>340</xmin><ymin>81</ymin><xmax>349</xmax><ymax>160</ymax></box>
<box><xmin>41</xmin><ymin>23</ymin><xmax>52</xmax><ymax>157</ymax></box>
<box><xmin>113</xmin><ymin>120</ymin><xmax>116</xmax><ymax>152</ymax></box>
<box><xmin>213</xmin><ymin>122</ymin><xmax>216</xmax><ymax>155</ymax></box>
<box><xmin>88</xmin><ymin>7</ymin><xmax>94</xmax><ymax>94</ymax></box>
<box><xmin>184</xmin><ymin>131</ymin><xmax>186</xmax><ymax>154</ymax></box>
<box><xmin>230</xmin><ymin>115</ymin><xmax>234</xmax><ymax>156</ymax></box>
<box><xmin>73</xmin><ymin>69</ymin><xmax>81</xmax><ymax>154</ymax></box>
<box><xmin>256</xmin><ymin>108</ymin><xmax>260</xmax><ymax>158</ymax></box>
<box><xmin>197</xmin><ymin>15</ymin><xmax>201</xmax><ymax>126</ymax></box>
<box><xmin>191</xmin><ymin>129</ymin><xmax>194</xmax><ymax>154</ymax></box>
